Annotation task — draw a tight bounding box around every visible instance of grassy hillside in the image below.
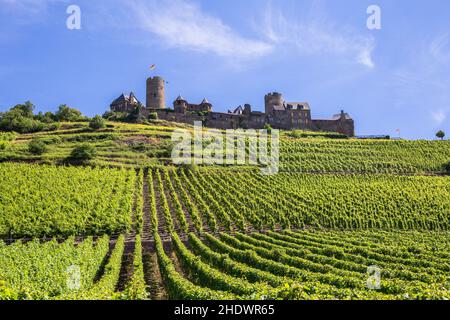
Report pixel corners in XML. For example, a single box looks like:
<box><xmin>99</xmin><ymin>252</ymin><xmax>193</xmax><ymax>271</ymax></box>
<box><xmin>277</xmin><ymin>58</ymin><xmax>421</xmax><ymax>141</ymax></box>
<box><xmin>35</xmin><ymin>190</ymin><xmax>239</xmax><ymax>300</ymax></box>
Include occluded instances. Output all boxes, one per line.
<box><xmin>0</xmin><ymin>121</ymin><xmax>449</xmax><ymax>173</ymax></box>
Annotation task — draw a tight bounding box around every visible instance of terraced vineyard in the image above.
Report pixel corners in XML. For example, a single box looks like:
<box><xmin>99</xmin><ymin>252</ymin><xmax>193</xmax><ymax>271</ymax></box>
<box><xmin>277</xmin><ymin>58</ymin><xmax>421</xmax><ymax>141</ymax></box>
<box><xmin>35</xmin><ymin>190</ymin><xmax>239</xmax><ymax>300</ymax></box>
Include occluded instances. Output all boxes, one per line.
<box><xmin>0</xmin><ymin>163</ymin><xmax>449</xmax><ymax>300</ymax></box>
<box><xmin>280</xmin><ymin>139</ymin><xmax>450</xmax><ymax>174</ymax></box>
<box><xmin>1</xmin><ymin>121</ymin><xmax>449</xmax><ymax>173</ymax></box>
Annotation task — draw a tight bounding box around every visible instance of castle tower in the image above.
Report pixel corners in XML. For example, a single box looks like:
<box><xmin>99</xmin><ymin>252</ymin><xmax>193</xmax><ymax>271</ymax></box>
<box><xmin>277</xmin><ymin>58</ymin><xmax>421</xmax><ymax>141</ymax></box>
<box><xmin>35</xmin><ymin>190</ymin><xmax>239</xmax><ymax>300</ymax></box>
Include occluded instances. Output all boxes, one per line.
<box><xmin>146</xmin><ymin>76</ymin><xmax>165</xmax><ymax>109</ymax></box>
<box><xmin>173</xmin><ymin>94</ymin><xmax>187</xmax><ymax>113</ymax></box>
<box><xmin>264</xmin><ymin>92</ymin><xmax>284</xmax><ymax>114</ymax></box>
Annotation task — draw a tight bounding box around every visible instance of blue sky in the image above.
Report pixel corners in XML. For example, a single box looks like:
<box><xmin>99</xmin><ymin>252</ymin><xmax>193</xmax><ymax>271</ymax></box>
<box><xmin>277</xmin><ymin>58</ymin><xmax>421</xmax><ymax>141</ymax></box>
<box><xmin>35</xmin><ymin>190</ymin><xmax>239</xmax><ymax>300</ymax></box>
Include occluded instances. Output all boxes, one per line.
<box><xmin>1</xmin><ymin>0</ymin><xmax>450</xmax><ymax>139</ymax></box>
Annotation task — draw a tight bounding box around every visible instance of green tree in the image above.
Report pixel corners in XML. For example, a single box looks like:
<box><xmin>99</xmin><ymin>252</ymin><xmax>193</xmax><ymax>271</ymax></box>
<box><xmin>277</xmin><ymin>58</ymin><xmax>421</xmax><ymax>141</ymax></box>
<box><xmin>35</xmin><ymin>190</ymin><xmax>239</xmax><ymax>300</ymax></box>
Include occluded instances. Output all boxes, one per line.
<box><xmin>436</xmin><ymin>130</ymin><xmax>445</xmax><ymax>140</ymax></box>
<box><xmin>54</xmin><ymin>105</ymin><xmax>83</xmax><ymax>122</ymax></box>
<box><xmin>69</xmin><ymin>144</ymin><xmax>97</xmax><ymax>162</ymax></box>
<box><xmin>10</xmin><ymin>101</ymin><xmax>35</xmax><ymax>118</ymax></box>
<box><xmin>89</xmin><ymin>115</ymin><xmax>106</xmax><ymax>130</ymax></box>
<box><xmin>35</xmin><ymin>111</ymin><xmax>55</xmax><ymax>123</ymax></box>
<box><xmin>28</xmin><ymin>139</ymin><xmax>47</xmax><ymax>155</ymax></box>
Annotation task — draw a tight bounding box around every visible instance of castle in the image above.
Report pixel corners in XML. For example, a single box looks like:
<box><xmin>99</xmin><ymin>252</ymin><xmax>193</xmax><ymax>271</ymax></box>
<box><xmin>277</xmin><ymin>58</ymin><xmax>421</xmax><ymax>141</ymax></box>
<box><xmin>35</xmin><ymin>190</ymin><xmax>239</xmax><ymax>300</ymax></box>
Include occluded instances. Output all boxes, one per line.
<box><xmin>110</xmin><ymin>76</ymin><xmax>355</xmax><ymax>136</ymax></box>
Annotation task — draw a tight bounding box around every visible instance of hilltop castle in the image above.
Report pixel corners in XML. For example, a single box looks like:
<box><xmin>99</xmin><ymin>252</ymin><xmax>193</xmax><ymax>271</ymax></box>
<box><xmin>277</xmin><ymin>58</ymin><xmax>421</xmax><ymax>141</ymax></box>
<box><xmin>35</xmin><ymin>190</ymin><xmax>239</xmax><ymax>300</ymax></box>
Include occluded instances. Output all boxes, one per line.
<box><xmin>110</xmin><ymin>76</ymin><xmax>355</xmax><ymax>136</ymax></box>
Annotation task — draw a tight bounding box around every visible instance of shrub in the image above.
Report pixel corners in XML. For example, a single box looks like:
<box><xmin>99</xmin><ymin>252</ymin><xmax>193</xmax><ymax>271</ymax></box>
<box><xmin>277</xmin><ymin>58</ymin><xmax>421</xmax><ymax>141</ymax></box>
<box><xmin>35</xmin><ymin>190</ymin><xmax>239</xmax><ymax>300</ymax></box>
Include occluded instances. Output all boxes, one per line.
<box><xmin>28</xmin><ymin>139</ymin><xmax>48</xmax><ymax>155</ymax></box>
<box><xmin>89</xmin><ymin>115</ymin><xmax>106</xmax><ymax>130</ymax></box>
<box><xmin>444</xmin><ymin>161</ymin><xmax>450</xmax><ymax>174</ymax></box>
<box><xmin>69</xmin><ymin>144</ymin><xmax>96</xmax><ymax>162</ymax></box>
<box><xmin>148</xmin><ymin>112</ymin><xmax>158</xmax><ymax>120</ymax></box>
<box><xmin>102</xmin><ymin>111</ymin><xmax>128</xmax><ymax>122</ymax></box>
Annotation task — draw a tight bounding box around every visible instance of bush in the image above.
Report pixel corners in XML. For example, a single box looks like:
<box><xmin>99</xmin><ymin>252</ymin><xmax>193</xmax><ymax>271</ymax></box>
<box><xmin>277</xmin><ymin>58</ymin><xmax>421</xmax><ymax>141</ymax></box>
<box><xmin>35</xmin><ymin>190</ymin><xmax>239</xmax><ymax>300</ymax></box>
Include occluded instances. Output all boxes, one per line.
<box><xmin>0</xmin><ymin>141</ymin><xmax>7</xmax><ymax>151</ymax></box>
<box><xmin>28</xmin><ymin>139</ymin><xmax>47</xmax><ymax>155</ymax></box>
<box><xmin>0</xmin><ymin>132</ymin><xmax>17</xmax><ymax>142</ymax></box>
<box><xmin>0</xmin><ymin>132</ymin><xmax>16</xmax><ymax>151</ymax></box>
<box><xmin>0</xmin><ymin>114</ymin><xmax>45</xmax><ymax>133</ymax></box>
<box><xmin>54</xmin><ymin>105</ymin><xmax>84</xmax><ymax>122</ymax></box>
<box><xmin>89</xmin><ymin>115</ymin><xmax>106</xmax><ymax>130</ymax></box>
<box><xmin>69</xmin><ymin>144</ymin><xmax>96</xmax><ymax>162</ymax></box>
<box><xmin>148</xmin><ymin>112</ymin><xmax>158</xmax><ymax>120</ymax></box>
<box><xmin>102</xmin><ymin>111</ymin><xmax>128</xmax><ymax>122</ymax></box>
<box><xmin>444</xmin><ymin>161</ymin><xmax>450</xmax><ymax>174</ymax></box>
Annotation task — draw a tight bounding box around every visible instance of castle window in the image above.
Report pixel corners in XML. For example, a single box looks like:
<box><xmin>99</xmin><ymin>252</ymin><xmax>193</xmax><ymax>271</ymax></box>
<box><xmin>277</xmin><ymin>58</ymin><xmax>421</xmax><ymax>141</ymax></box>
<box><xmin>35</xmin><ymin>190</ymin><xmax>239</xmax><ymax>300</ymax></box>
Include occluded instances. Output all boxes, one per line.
<box><xmin>153</xmin><ymin>94</ymin><xmax>157</xmax><ymax>98</ymax></box>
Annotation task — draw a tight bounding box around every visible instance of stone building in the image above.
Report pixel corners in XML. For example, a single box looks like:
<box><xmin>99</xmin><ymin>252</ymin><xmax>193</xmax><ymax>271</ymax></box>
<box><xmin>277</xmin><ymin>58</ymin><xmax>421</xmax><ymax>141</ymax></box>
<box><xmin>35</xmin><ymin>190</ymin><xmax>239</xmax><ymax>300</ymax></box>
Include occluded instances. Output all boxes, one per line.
<box><xmin>110</xmin><ymin>75</ymin><xmax>355</xmax><ymax>136</ymax></box>
<box><xmin>110</xmin><ymin>92</ymin><xmax>142</xmax><ymax>112</ymax></box>
<box><xmin>173</xmin><ymin>95</ymin><xmax>212</xmax><ymax>113</ymax></box>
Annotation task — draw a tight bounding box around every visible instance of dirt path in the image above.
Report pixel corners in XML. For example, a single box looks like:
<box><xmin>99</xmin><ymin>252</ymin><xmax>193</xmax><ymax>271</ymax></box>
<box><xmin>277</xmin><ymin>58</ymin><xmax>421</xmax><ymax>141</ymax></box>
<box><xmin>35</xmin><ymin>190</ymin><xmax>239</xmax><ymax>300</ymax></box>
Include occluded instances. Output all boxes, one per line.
<box><xmin>143</xmin><ymin>242</ymin><xmax>168</xmax><ymax>300</ymax></box>
<box><xmin>142</xmin><ymin>170</ymin><xmax>153</xmax><ymax>242</ymax></box>
<box><xmin>116</xmin><ymin>240</ymin><xmax>135</xmax><ymax>292</ymax></box>
<box><xmin>141</xmin><ymin>169</ymin><xmax>169</xmax><ymax>300</ymax></box>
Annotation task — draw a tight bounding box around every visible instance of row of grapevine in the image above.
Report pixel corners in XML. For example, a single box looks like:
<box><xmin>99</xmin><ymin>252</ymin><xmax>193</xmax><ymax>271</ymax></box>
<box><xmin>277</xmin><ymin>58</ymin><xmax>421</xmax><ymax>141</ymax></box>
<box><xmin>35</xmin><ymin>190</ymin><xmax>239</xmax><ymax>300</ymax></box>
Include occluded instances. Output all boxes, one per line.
<box><xmin>0</xmin><ymin>236</ymin><xmax>109</xmax><ymax>299</ymax></box>
<box><xmin>187</xmin><ymin>169</ymin><xmax>450</xmax><ymax>231</ymax></box>
<box><xmin>161</xmin><ymin>169</ymin><xmax>189</xmax><ymax>233</ymax></box>
<box><xmin>121</xmin><ymin>235</ymin><xmax>147</xmax><ymax>299</ymax></box>
<box><xmin>147</xmin><ymin>170</ymin><xmax>235</xmax><ymax>300</ymax></box>
<box><xmin>194</xmin><ymin>231</ymin><xmax>450</xmax><ymax>299</ymax></box>
<box><xmin>134</xmin><ymin>169</ymin><xmax>144</xmax><ymax>234</ymax></box>
<box><xmin>0</xmin><ymin>163</ymin><xmax>135</xmax><ymax>237</ymax></box>
<box><xmin>154</xmin><ymin>169</ymin><xmax>175</xmax><ymax>233</ymax></box>
<box><xmin>64</xmin><ymin>235</ymin><xmax>125</xmax><ymax>300</ymax></box>
<box><xmin>177</xmin><ymin>170</ymin><xmax>217</xmax><ymax>231</ymax></box>
<box><xmin>280</xmin><ymin>139</ymin><xmax>450</xmax><ymax>173</ymax></box>
<box><xmin>170</xmin><ymin>170</ymin><xmax>203</xmax><ymax>232</ymax></box>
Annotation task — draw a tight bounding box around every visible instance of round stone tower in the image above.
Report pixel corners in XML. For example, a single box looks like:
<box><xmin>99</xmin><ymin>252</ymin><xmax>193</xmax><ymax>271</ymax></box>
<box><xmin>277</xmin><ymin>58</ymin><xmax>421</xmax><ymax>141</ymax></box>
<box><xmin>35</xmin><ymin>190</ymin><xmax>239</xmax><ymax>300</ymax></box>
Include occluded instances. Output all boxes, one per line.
<box><xmin>146</xmin><ymin>76</ymin><xmax>165</xmax><ymax>109</ymax></box>
<box><xmin>264</xmin><ymin>92</ymin><xmax>284</xmax><ymax>114</ymax></box>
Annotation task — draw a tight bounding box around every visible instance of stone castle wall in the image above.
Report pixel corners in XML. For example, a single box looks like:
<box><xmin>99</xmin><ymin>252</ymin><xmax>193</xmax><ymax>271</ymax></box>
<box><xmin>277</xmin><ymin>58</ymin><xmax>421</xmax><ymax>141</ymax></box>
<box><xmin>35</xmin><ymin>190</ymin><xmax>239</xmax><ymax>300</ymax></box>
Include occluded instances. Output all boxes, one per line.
<box><xmin>311</xmin><ymin>118</ymin><xmax>355</xmax><ymax>137</ymax></box>
<box><xmin>151</xmin><ymin>109</ymin><xmax>354</xmax><ymax>136</ymax></box>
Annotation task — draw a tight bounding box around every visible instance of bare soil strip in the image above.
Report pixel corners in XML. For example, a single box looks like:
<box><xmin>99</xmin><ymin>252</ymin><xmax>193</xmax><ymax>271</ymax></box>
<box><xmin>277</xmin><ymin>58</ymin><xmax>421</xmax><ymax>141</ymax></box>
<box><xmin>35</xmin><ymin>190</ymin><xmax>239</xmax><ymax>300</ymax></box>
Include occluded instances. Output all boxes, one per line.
<box><xmin>142</xmin><ymin>170</ymin><xmax>152</xmax><ymax>242</ymax></box>
<box><xmin>116</xmin><ymin>240</ymin><xmax>135</xmax><ymax>292</ymax></box>
<box><xmin>143</xmin><ymin>242</ymin><xmax>168</xmax><ymax>300</ymax></box>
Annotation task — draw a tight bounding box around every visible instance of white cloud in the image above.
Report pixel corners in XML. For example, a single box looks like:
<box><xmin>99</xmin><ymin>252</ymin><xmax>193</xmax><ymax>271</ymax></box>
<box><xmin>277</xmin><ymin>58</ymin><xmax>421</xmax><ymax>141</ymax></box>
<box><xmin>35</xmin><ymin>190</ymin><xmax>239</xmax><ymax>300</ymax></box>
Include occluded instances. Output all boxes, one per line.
<box><xmin>430</xmin><ymin>32</ymin><xmax>450</xmax><ymax>64</ymax></box>
<box><xmin>431</xmin><ymin>110</ymin><xmax>447</xmax><ymax>125</ymax></box>
<box><xmin>259</xmin><ymin>2</ymin><xmax>376</xmax><ymax>69</ymax></box>
<box><xmin>128</xmin><ymin>0</ymin><xmax>273</xmax><ymax>60</ymax></box>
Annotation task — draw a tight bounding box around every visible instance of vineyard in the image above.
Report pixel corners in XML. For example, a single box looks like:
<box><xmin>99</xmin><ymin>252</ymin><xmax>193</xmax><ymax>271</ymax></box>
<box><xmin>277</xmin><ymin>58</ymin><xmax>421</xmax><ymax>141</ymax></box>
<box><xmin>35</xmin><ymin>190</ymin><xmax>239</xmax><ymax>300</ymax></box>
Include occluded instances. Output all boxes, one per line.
<box><xmin>1</xmin><ymin>121</ymin><xmax>449</xmax><ymax>172</ymax></box>
<box><xmin>0</xmin><ymin>162</ymin><xmax>449</xmax><ymax>300</ymax></box>
<box><xmin>0</xmin><ymin>163</ymin><xmax>136</xmax><ymax>237</ymax></box>
<box><xmin>280</xmin><ymin>139</ymin><xmax>450</xmax><ymax>173</ymax></box>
